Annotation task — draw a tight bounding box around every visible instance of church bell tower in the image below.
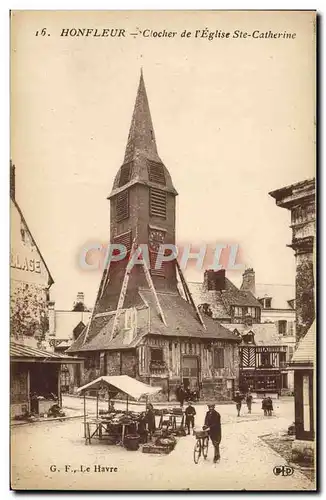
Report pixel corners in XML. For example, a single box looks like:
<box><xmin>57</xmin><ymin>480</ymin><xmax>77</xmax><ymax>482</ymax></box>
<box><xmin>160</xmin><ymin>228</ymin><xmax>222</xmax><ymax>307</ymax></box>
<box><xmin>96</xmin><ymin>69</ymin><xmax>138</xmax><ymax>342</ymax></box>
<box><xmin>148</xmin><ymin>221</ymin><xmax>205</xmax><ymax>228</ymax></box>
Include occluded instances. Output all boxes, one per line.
<box><xmin>96</xmin><ymin>71</ymin><xmax>179</xmax><ymax>314</ymax></box>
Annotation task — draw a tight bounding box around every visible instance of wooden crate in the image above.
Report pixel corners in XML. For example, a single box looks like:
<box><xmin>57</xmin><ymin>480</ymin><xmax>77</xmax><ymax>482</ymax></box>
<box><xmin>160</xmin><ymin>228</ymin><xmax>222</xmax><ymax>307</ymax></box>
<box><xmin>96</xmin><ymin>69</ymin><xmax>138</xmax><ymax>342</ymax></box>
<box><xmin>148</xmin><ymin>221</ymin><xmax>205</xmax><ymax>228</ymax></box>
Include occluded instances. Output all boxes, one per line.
<box><xmin>142</xmin><ymin>444</ymin><xmax>172</xmax><ymax>455</ymax></box>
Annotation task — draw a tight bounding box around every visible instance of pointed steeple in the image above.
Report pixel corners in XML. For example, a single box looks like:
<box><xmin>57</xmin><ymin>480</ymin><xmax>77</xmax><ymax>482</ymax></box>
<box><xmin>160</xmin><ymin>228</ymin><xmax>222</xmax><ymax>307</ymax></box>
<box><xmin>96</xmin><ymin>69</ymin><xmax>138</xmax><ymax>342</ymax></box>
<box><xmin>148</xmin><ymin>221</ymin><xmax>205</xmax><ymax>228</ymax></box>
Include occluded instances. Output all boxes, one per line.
<box><xmin>124</xmin><ymin>70</ymin><xmax>160</xmax><ymax>163</ymax></box>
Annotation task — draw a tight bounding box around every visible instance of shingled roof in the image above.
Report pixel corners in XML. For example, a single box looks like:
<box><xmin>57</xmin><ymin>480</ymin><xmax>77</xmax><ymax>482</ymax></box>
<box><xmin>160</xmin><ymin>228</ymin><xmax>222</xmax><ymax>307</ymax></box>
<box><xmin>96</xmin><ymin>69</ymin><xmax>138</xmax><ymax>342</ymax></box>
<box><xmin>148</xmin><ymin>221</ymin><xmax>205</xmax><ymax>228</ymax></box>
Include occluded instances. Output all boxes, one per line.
<box><xmin>67</xmin><ymin>289</ymin><xmax>240</xmax><ymax>353</ymax></box>
<box><xmin>109</xmin><ymin>71</ymin><xmax>177</xmax><ymax>199</ymax></box>
<box><xmin>187</xmin><ymin>278</ymin><xmax>262</xmax><ymax>320</ymax></box>
<box><xmin>224</xmin><ymin>323</ymin><xmax>282</xmax><ymax>346</ymax></box>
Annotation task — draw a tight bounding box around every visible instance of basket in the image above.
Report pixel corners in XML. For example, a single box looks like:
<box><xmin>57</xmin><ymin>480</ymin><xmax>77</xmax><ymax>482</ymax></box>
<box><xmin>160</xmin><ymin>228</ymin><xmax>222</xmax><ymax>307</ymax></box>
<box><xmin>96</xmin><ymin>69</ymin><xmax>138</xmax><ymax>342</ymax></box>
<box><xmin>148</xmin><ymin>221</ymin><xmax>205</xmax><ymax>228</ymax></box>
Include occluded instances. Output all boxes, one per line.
<box><xmin>124</xmin><ymin>434</ymin><xmax>140</xmax><ymax>451</ymax></box>
<box><xmin>194</xmin><ymin>429</ymin><xmax>209</xmax><ymax>439</ymax></box>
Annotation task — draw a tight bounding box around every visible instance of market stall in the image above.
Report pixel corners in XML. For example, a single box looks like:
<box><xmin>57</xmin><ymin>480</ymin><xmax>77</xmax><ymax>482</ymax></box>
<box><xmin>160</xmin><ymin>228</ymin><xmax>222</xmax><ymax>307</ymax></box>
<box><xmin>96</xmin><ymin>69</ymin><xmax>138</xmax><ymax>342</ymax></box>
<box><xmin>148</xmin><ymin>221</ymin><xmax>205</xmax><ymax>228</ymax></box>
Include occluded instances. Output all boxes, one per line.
<box><xmin>77</xmin><ymin>375</ymin><xmax>162</xmax><ymax>449</ymax></box>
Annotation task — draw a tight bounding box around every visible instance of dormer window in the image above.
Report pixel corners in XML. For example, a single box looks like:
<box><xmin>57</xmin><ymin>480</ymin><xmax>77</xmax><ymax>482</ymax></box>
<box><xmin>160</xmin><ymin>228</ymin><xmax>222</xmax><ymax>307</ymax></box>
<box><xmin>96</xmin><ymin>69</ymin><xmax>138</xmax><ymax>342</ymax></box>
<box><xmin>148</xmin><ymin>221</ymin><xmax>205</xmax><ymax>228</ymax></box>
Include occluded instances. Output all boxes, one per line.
<box><xmin>258</xmin><ymin>297</ymin><xmax>272</xmax><ymax>309</ymax></box>
<box><xmin>265</xmin><ymin>298</ymin><xmax>272</xmax><ymax>309</ymax></box>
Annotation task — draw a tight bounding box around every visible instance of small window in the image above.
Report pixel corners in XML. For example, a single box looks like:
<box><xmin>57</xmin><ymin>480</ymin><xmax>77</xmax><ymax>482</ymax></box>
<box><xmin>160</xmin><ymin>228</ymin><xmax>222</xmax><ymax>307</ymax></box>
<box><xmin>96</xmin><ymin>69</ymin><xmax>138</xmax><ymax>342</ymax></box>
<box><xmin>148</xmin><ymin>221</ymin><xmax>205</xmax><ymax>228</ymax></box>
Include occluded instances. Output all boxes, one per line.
<box><xmin>261</xmin><ymin>352</ymin><xmax>270</xmax><ymax>367</ymax></box>
<box><xmin>150</xmin><ymin>188</ymin><xmax>167</xmax><ymax>219</ymax></box>
<box><xmin>147</xmin><ymin>160</ymin><xmax>166</xmax><ymax>185</ymax></box>
<box><xmin>278</xmin><ymin>320</ymin><xmax>287</xmax><ymax>335</ymax></box>
<box><xmin>213</xmin><ymin>348</ymin><xmax>224</xmax><ymax>369</ymax></box>
<box><xmin>116</xmin><ymin>190</ymin><xmax>129</xmax><ymax>222</ymax></box>
<box><xmin>265</xmin><ymin>298</ymin><xmax>272</xmax><ymax>309</ymax></box>
<box><xmin>119</xmin><ymin>162</ymin><xmax>132</xmax><ymax>187</ymax></box>
<box><xmin>150</xmin><ymin>348</ymin><xmax>164</xmax><ymax>362</ymax></box>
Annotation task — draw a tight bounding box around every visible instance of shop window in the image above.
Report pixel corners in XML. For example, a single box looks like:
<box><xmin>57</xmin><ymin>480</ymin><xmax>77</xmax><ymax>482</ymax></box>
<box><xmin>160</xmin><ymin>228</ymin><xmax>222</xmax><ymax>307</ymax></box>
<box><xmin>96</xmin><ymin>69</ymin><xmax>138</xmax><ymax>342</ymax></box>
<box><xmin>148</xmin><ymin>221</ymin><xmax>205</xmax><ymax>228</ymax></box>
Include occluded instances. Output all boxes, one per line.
<box><xmin>116</xmin><ymin>190</ymin><xmax>129</xmax><ymax>222</ymax></box>
<box><xmin>278</xmin><ymin>320</ymin><xmax>287</xmax><ymax>335</ymax></box>
<box><xmin>213</xmin><ymin>348</ymin><xmax>224</xmax><ymax>369</ymax></box>
<box><xmin>150</xmin><ymin>188</ymin><xmax>166</xmax><ymax>219</ymax></box>
<box><xmin>150</xmin><ymin>348</ymin><xmax>165</xmax><ymax>369</ymax></box>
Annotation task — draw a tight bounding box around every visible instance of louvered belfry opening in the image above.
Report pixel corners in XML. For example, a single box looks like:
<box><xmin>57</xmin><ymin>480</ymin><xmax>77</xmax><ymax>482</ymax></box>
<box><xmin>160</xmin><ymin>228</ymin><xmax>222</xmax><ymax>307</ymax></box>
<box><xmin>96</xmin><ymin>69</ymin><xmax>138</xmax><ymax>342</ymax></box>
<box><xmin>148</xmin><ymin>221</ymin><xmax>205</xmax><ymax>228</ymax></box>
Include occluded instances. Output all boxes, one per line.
<box><xmin>150</xmin><ymin>188</ymin><xmax>167</xmax><ymax>219</ymax></box>
<box><xmin>113</xmin><ymin>230</ymin><xmax>132</xmax><ymax>252</ymax></box>
<box><xmin>116</xmin><ymin>190</ymin><xmax>129</xmax><ymax>222</ymax></box>
<box><xmin>147</xmin><ymin>159</ymin><xmax>166</xmax><ymax>185</ymax></box>
<box><xmin>119</xmin><ymin>162</ymin><xmax>133</xmax><ymax>187</ymax></box>
<box><xmin>149</xmin><ymin>251</ymin><xmax>165</xmax><ymax>277</ymax></box>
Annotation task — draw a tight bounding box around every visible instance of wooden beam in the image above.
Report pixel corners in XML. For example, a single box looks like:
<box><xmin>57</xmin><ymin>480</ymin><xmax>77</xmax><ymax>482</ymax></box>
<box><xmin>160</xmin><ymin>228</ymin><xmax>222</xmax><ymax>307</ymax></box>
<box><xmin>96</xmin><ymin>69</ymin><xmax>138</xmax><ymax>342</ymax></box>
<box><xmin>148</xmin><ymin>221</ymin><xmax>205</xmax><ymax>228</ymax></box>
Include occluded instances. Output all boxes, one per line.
<box><xmin>175</xmin><ymin>260</ymin><xmax>207</xmax><ymax>330</ymax></box>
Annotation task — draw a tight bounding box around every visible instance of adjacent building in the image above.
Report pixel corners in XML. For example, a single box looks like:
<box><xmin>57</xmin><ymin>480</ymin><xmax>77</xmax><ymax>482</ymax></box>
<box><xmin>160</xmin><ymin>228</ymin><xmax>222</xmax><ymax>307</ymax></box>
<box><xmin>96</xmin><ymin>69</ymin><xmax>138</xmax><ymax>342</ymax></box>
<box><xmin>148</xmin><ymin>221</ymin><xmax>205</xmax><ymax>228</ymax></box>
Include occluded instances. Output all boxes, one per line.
<box><xmin>47</xmin><ymin>294</ymin><xmax>91</xmax><ymax>393</ymax></box>
<box><xmin>189</xmin><ymin>268</ymin><xmax>296</xmax><ymax>395</ymax></box>
<box><xmin>269</xmin><ymin>179</ymin><xmax>315</xmax><ymax>342</ymax></box>
<box><xmin>10</xmin><ymin>161</ymin><xmax>82</xmax><ymax>418</ymax></box>
<box><xmin>270</xmin><ymin>178</ymin><xmax>316</xmax><ymax>464</ymax></box>
<box><xmin>67</xmin><ymin>72</ymin><xmax>240</xmax><ymax>401</ymax></box>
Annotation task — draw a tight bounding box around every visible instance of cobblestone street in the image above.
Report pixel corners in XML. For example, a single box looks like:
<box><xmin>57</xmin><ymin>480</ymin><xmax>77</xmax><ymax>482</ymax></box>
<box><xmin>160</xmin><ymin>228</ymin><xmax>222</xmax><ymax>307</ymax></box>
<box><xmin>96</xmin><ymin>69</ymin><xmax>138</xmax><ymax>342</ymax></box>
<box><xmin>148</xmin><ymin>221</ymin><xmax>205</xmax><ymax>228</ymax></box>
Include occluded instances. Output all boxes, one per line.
<box><xmin>11</xmin><ymin>397</ymin><xmax>315</xmax><ymax>491</ymax></box>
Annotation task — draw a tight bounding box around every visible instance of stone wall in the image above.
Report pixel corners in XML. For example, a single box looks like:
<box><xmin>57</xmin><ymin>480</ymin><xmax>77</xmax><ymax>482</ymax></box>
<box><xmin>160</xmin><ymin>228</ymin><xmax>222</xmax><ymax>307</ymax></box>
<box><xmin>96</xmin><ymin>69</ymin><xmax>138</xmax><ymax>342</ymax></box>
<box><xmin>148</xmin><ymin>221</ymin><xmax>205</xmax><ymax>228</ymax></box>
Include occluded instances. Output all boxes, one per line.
<box><xmin>296</xmin><ymin>253</ymin><xmax>315</xmax><ymax>341</ymax></box>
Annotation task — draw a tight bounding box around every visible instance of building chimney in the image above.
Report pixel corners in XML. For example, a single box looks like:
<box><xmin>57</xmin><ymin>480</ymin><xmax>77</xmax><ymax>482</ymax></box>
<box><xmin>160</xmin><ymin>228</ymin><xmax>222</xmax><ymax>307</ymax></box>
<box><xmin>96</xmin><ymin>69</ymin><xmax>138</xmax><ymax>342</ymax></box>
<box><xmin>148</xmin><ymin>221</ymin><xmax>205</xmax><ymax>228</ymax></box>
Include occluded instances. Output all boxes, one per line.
<box><xmin>204</xmin><ymin>269</ymin><xmax>226</xmax><ymax>291</ymax></box>
<box><xmin>10</xmin><ymin>160</ymin><xmax>15</xmax><ymax>200</ymax></box>
<box><xmin>76</xmin><ymin>292</ymin><xmax>85</xmax><ymax>304</ymax></box>
<box><xmin>48</xmin><ymin>301</ymin><xmax>56</xmax><ymax>336</ymax></box>
<box><xmin>241</xmin><ymin>268</ymin><xmax>256</xmax><ymax>295</ymax></box>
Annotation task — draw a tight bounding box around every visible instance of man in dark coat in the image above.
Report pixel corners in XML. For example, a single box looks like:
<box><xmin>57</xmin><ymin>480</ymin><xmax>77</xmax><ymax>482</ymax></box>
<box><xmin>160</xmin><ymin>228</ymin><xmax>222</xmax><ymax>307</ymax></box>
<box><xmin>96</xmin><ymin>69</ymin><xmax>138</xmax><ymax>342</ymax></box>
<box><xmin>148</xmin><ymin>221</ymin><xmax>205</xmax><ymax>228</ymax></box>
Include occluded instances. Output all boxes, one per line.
<box><xmin>145</xmin><ymin>404</ymin><xmax>156</xmax><ymax>437</ymax></box>
<box><xmin>234</xmin><ymin>391</ymin><xmax>243</xmax><ymax>417</ymax></box>
<box><xmin>204</xmin><ymin>403</ymin><xmax>221</xmax><ymax>463</ymax></box>
<box><xmin>185</xmin><ymin>401</ymin><xmax>196</xmax><ymax>435</ymax></box>
<box><xmin>179</xmin><ymin>384</ymin><xmax>186</xmax><ymax>407</ymax></box>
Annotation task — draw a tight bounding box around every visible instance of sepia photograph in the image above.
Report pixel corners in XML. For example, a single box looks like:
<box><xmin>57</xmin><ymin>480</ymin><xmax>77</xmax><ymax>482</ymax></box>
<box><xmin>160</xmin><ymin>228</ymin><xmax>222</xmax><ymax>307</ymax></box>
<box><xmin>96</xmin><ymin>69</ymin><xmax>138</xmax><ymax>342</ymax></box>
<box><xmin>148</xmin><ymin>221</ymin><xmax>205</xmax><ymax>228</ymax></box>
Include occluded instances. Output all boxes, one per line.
<box><xmin>10</xmin><ymin>10</ymin><xmax>316</xmax><ymax>491</ymax></box>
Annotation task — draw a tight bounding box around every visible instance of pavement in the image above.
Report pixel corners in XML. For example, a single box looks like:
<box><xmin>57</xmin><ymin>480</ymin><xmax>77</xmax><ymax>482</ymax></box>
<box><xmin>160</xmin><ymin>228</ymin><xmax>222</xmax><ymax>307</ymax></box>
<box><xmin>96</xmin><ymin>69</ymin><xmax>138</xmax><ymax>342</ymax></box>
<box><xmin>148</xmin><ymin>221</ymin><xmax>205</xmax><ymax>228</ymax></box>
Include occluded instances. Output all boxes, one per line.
<box><xmin>10</xmin><ymin>396</ymin><xmax>315</xmax><ymax>491</ymax></box>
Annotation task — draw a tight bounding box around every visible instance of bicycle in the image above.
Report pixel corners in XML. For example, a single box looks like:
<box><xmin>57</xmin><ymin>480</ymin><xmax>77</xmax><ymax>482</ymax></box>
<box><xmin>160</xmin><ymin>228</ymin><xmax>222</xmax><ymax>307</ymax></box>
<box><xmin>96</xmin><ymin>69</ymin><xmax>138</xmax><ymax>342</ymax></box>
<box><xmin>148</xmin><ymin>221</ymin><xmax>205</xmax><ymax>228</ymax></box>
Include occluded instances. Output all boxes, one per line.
<box><xmin>193</xmin><ymin>428</ymin><xmax>209</xmax><ymax>464</ymax></box>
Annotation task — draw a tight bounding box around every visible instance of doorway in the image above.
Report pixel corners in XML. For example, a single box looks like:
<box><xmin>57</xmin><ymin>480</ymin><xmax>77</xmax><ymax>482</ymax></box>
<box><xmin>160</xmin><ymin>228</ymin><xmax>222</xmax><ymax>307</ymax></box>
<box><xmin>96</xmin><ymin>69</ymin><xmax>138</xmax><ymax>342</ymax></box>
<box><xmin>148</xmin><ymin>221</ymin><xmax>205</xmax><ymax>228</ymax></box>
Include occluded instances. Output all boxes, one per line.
<box><xmin>182</xmin><ymin>356</ymin><xmax>199</xmax><ymax>392</ymax></box>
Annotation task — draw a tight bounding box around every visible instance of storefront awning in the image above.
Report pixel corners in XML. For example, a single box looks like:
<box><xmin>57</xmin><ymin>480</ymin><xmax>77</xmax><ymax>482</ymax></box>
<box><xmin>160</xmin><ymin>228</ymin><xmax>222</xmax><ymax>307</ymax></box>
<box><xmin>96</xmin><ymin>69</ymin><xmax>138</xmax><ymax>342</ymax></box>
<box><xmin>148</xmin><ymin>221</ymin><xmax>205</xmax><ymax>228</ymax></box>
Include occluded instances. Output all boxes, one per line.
<box><xmin>10</xmin><ymin>342</ymin><xmax>83</xmax><ymax>364</ymax></box>
<box><xmin>77</xmin><ymin>375</ymin><xmax>162</xmax><ymax>401</ymax></box>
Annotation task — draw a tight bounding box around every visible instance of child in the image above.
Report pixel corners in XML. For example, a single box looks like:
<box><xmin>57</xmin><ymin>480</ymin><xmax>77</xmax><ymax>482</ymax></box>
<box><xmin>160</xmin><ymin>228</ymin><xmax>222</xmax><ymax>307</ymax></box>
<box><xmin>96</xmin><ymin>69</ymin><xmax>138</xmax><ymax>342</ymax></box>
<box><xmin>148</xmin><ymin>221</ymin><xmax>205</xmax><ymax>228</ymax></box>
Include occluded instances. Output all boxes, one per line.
<box><xmin>185</xmin><ymin>401</ymin><xmax>196</xmax><ymax>435</ymax></box>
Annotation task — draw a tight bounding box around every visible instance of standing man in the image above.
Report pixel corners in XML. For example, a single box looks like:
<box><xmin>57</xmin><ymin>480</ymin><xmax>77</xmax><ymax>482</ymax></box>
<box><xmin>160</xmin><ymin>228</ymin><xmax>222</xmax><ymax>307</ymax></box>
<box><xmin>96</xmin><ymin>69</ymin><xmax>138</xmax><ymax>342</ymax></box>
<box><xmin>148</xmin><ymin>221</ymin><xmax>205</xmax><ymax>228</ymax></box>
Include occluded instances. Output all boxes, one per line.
<box><xmin>185</xmin><ymin>401</ymin><xmax>196</xmax><ymax>435</ymax></box>
<box><xmin>234</xmin><ymin>391</ymin><xmax>243</xmax><ymax>417</ymax></box>
<box><xmin>204</xmin><ymin>403</ymin><xmax>221</xmax><ymax>463</ymax></box>
<box><xmin>145</xmin><ymin>403</ymin><xmax>156</xmax><ymax>439</ymax></box>
<box><xmin>179</xmin><ymin>384</ymin><xmax>186</xmax><ymax>407</ymax></box>
<box><xmin>246</xmin><ymin>392</ymin><xmax>253</xmax><ymax>414</ymax></box>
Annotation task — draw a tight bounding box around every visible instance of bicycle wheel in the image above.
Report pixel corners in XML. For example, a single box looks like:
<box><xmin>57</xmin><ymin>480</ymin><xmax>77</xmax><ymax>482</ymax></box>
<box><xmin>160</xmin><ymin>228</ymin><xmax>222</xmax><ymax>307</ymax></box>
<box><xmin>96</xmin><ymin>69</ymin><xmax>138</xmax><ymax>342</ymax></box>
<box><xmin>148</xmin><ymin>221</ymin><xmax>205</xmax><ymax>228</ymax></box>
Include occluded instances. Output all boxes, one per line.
<box><xmin>202</xmin><ymin>437</ymin><xmax>209</xmax><ymax>459</ymax></box>
<box><xmin>193</xmin><ymin>440</ymin><xmax>201</xmax><ymax>464</ymax></box>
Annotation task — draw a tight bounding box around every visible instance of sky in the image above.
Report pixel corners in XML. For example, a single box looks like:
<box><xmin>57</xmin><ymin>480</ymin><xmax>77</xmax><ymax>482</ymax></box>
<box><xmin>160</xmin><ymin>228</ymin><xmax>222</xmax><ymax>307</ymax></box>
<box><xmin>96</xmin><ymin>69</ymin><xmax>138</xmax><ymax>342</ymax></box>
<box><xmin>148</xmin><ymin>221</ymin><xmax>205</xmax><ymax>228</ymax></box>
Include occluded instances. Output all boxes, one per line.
<box><xmin>11</xmin><ymin>11</ymin><xmax>315</xmax><ymax>309</ymax></box>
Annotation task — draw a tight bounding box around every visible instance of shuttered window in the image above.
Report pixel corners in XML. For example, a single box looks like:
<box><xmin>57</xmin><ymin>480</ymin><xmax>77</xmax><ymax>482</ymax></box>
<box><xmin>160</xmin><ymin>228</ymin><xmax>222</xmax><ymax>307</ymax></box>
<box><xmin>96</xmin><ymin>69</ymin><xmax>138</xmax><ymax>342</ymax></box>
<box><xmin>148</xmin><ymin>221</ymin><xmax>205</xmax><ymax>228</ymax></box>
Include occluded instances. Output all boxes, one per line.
<box><xmin>119</xmin><ymin>162</ymin><xmax>132</xmax><ymax>187</ymax></box>
<box><xmin>114</xmin><ymin>230</ymin><xmax>132</xmax><ymax>252</ymax></box>
<box><xmin>149</xmin><ymin>251</ymin><xmax>165</xmax><ymax>277</ymax></box>
<box><xmin>150</xmin><ymin>188</ymin><xmax>166</xmax><ymax>219</ymax></box>
<box><xmin>147</xmin><ymin>160</ymin><xmax>166</xmax><ymax>185</ymax></box>
<box><xmin>213</xmin><ymin>348</ymin><xmax>224</xmax><ymax>369</ymax></box>
<box><xmin>116</xmin><ymin>191</ymin><xmax>129</xmax><ymax>222</ymax></box>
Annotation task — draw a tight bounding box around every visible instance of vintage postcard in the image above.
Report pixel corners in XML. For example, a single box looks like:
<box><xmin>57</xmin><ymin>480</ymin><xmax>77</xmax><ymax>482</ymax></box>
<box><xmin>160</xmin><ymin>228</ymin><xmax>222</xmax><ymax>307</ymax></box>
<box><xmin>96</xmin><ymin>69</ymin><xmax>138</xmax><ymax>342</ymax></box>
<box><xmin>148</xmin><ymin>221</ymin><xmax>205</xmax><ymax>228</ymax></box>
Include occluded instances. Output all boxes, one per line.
<box><xmin>10</xmin><ymin>10</ymin><xmax>316</xmax><ymax>491</ymax></box>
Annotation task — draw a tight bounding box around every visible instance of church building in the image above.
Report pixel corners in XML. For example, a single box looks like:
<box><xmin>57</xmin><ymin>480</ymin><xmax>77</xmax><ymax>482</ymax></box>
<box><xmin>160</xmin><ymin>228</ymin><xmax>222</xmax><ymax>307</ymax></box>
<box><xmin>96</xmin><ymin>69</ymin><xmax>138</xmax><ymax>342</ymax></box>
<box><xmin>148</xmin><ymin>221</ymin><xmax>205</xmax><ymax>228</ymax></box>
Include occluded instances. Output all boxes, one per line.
<box><xmin>68</xmin><ymin>72</ymin><xmax>240</xmax><ymax>401</ymax></box>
